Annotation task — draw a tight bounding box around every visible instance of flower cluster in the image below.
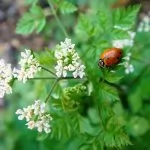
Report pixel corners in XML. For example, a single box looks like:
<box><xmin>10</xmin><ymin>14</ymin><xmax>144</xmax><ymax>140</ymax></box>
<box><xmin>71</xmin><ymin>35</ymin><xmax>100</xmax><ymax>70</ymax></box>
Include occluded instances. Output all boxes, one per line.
<box><xmin>55</xmin><ymin>38</ymin><xmax>85</xmax><ymax>78</ymax></box>
<box><xmin>138</xmin><ymin>12</ymin><xmax>150</xmax><ymax>32</ymax></box>
<box><xmin>0</xmin><ymin>59</ymin><xmax>12</xmax><ymax>98</ymax></box>
<box><xmin>13</xmin><ymin>49</ymin><xmax>41</xmax><ymax>83</ymax></box>
<box><xmin>122</xmin><ymin>53</ymin><xmax>134</xmax><ymax>74</ymax></box>
<box><xmin>112</xmin><ymin>31</ymin><xmax>136</xmax><ymax>49</ymax></box>
<box><xmin>16</xmin><ymin>100</ymin><xmax>52</xmax><ymax>133</ymax></box>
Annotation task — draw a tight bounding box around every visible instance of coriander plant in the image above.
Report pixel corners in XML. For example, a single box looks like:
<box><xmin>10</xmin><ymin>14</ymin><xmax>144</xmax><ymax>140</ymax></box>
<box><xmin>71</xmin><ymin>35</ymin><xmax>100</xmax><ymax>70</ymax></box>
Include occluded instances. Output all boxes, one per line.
<box><xmin>1</xmin><ymin>0</ymin><xmax>150</xmax><ymax>150</ymax></box>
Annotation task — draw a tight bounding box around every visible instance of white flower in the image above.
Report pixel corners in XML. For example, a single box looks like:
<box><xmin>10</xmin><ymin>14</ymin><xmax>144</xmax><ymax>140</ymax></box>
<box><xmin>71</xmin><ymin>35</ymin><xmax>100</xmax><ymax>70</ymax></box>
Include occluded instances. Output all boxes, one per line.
<box><xmin>60</xmin><ymin>38</ymin><xmax>75</xmax><ymax>52</ymax></box>
<box><xmin>16</xmin><ymin>109</ymin><xmax>25</xmax><ymax>120</ymax></box>
<box><xmin>125</xmin><ymin>63</ymin><xmax>134</xmax><ymax>74</ymax></box>
<box><xmin>123</xmin><ymin>52</ymin><xmax>131</xmax><ymax>61</ymax></box>
<box><xmin>44</xmin><ymin>126</ymin><xmax>51</xmax><ymax>134</ymax></box>
<box><xmin>67</xmin><ymin>64</ymin><xmax>75</xmax><ymax>71</ymax></box>
<box><xmin>13</xmin><ymin>68</ymin><xmax>28</xmax><ymax>83</ymax></box>
<box><xmin>73</xmin><ymin>65</ymin><xmax>85</xmax><ymax>78</ymax></box>
<box><xmin>112</xmin><ymin>40</ymin><xmax>125</xmax><ymax>49</ymax></box>
<box><xmin>16</xmin><ymin>100</ymin><xmax>52</xmax><ymax>134</ymax></box>
<box><xmin>32</xmin><ymin>100</ymin><xmax>46</xmax><ymax>115</ymax></box>
<box><xmin>26</xmin><ymin>121</ymin><xmax>35</xmax><ymax>129</ymax></box>
<box><xmin>0</xmin><ymin>59</ymin><xmax>13</xmax><ymax>98</ymax></box>
<box><xmin>13</xmin><ymin>49</ymin><xmax>41</xmax><ymax>83</ymax></box>
<box><xmin>121</xmin><ymin>53</ymin><xmax>134</xmax><ymax>74</ymax></box>
<box><xmin>35</xmin><ymin>115</ymin><xmax>52</xmax><ymax>133</ymax></box>
<box><xmin>24</xmin><ymin>106</ymin><xmax>34</xmax><ymax>121</ymax></box>
<box><xmin>128</xmin><ymin>31</ymin><xmax>136</xmax><ymax>39</ymax></box>
<box><xmin>112</xmin><ymin>31</ymin><xmax>136</xmax><ymax>48</ymax></box>
<box><xmin>35</xmin><ymin>120</ymin><xmax>43</xmax><ymax>132</ymax></box>
<box><xmin>35</xmin><ymin>120</ymin><xmax>51</xmax><ymax>133</ymax></box>
<box><xmin>16</xmin><ymin>106</ymin><xmax>33</xmax><ymax>121</ymax></box>
<box><xmin>55</xmin><ymin>51</ymin><xmax>63</xmax><ymax>59</ymax></box>
<box><xmin>137</xmin><ymin>12</ymin><xmax>150</xmax><ymax>32</ymax></box>
<box><xmin>55</xmin><ymin>38</ymin><xmax>85</xmax><ymax>78</ymax></box>
<box><xmin>55</xmin><ymin>63</ymin><xmax>67</xmax><ymax>77</ymax></box>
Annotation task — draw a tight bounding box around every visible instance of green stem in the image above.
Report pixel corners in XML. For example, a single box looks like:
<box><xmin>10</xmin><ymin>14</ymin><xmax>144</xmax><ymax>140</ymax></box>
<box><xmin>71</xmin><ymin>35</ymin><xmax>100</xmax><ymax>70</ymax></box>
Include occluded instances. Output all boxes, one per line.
<box><xmin>45</xmin><ymin>78</ymin><xmax>60</xmax><ymax>103</ymax></box>
<box><xmin>100</xmin><ymin>78</ymin><xmax>124</xmax><ymax>92</ymax></box>
<box><xmin>61</xmin><ymin>99</ymin><xmax>65</xmax><ymax>111</ymax></box>
<box><xmin>60</xmin><ymin>76</ymin><xmax>85</xmax><ymax>80</ymax></box>
<box><xmin>48</xmin><ymin>0</ymin><xmax>68</xmax><ymax>37</ymax></box>
<box><xmin>31</xmin><ymin>77</ymin><xmax>56</xmax><ymax>80</ymax></box>
<box><xmin>41</xmin><ymin>66</ymin><xmax>56</xmax><ymax>76</ymax></box>
<box><xmin>31</xmin><ymin>76</ymin><xmax>85</xmax><ymax>80</ymax></box>
<box><xmin>95</xmin><ymin>98</ymin><xmax>106</xmax><ymax>131</ymax></box>
<box><xmin>100</xmin><ymin>143</ymin><xmax>104</xmax><ymax>150</ymax></box>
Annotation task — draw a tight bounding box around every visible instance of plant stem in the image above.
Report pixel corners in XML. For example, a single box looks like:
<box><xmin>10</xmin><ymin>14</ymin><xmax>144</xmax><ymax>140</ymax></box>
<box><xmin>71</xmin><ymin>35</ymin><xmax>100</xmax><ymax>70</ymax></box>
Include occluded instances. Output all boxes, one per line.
<box><xmin>60</xmin><ymin>76</ymin><xmax>85</xmax><ymax>80</ymax></box>
<box><xmin>48</xmin><ymin>0</ymin><xmax>68</xmax><ymax>37</ymax></box>
<box><xmin>95</xmin><ymin>98</ymin><xmax>106</xmax><ymax>131</ymax></box>
<box><xmin>100</xmin><ymin>78</ymin><xmax>123</xmax><ymax>91</ymax></box>
<box><xmin>31</xmin><ymin>77</ymin><xmax>56</xmax><ymax>80</ymax></box>
<box><xmin>45</xmin><ymin>78</ymin><xmax>60</xmax><ymax>103</ymax></box>
<box><xmin>43</xmin><ymin>76</ymin><xmax>86</xmax><ymax>103</ymax></box>
<box><xmin>31</xmin><ymin>76</ymin><xmax>85</xmax><ymax>80</ymax></box>
<box><xmin>100</xmin><ymin>143</ymin><xmax>104</xmax><ymax>150</ymax></box>
<box><xmin>41</xmin><ymin>66</ymin><xmax>56</xmax><ymax>76</ymax></box>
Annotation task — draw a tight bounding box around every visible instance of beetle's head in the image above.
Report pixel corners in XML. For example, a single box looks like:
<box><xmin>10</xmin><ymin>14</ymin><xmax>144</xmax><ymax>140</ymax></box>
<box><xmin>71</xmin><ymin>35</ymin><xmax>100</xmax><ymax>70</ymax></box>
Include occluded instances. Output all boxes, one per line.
<box><xmin>98</xmin><ymin>59</ymin><xmax>105</xmax><ymax>68</ymax></box>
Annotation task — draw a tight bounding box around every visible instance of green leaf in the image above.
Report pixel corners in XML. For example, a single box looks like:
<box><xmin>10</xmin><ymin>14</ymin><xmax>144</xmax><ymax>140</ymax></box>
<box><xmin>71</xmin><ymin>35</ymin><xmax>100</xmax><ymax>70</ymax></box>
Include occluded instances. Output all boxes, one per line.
<box><xmin>128</xmin><ymin>116</ymin><xmax>150</xmax><ymax>136</ymax></box>
<box><xmin>16</xmin><ymin>5</ymin><xmax>46</xmax><ymax>35</ymax></box>
<box><xmin>113</xmin><ymin>5</ymin><xmax>141</xmax><ymax>29</ymax></box>
<box><xmin>50</xmin><ymin>110</ymin><xmax>81</xmax><ymax>140</ymax></box>
<box><xmin>75</xmin><ymin>14</ymin><xmax>95</xmax><ymax>42</ymax></box>
<box><xmin>101</xmin><ymin>116</ymin><xmax>131</xmax><ymax>148</ymax></box>
<box><xmin>88</xmin><ymin>108</ymin><xmax>100</xmax><ymax>125</ymax></box>
<box><xmin>37</xmin><ymin>133</ymin><xmax>49</xmax><ymax>141</ymax></box>
<box><xmin>59</xmin><ymin>1</ymin><xmax>77</xmax><ymax>14</ymax></box>
<box><xmin>79</xmin><ymin>117</ymin><xmax>100</xmax><ymax>136</ymax></box>
<box><xmin>100</xmin><ymin>83</ymin><xmax>120</xmax><ymax>102</ymax></box>
<box><xmin>105</xmin><ymin>74</ymin><xmax>123</xmax><ymax>83</ymax></box>
<box><xmin>30</xmin><ymin>5</ymin><xmax>43</xmax><ymax>14</ymax></box>
<box><xmin>111</xmin><ymin>28</ymin><xmax>130</xmax><ymax>40</ymax></box>
<box><xmin>97</xmin><ymin>9</ymin><xmax>113</xmax><ymax>31</ymax></box>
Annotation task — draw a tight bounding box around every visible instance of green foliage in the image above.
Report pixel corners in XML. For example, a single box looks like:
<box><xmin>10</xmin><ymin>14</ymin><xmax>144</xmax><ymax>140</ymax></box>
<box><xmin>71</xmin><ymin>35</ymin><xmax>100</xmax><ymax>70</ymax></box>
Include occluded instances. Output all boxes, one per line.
<box><xmin>127</xmin><ymin>116</ymin><xmax>150</xmax><ymax>136</ymax></box>
<box><xmin>75</xmin><ymin>14</ymin><xmax>94</xmax><ymax>41</ymax></box>
<box><xmin>7</xmin><ymin>0</ymin><xmax>150</xmax><ymax>150</ymax></box>
<box><xmin>111</xmin><ymin>28</ymin><xmax>130</xmax><ymax>39</ymax></box>
<box><xmin>16</xmin><ymin>5</ymin><xmax>46</xmax><ymax>34</ymax></box>
<box><xmin>59</xmin><ymin>1</ymin><xmax>77</xmax><ymax>14</ymax></box>
<box><xmin>102</xmin><ymin>116</ymin><xmax>131</xmax><ymax>148</ymax></box>
<box><xmin>63</xmin><ymin>84</ymin><xmax>87</xmax><ymax>104</ymax></box>
<box><xmin>113</xmin><ymin>5</ymin><xmax>141</xmax><ymax>29</ymax></box>
<box><xmin>100</xmin><ymin>83</ymin><xmax>120</xmax><ymax>102</ymax></box>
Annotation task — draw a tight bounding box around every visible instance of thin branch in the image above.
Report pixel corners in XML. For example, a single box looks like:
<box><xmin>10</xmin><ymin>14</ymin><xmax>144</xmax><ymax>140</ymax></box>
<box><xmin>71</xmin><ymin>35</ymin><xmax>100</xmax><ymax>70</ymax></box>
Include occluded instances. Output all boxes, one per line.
<box><xmin>30</xmin><ymin>77</ymin><xmax>56</xmax><ymax>80</ymax></box>
<box><xmin>45</xmin><ymin>78</ymin><xmax>60</xmax><ymax>103</ymax></box>
<box><xmin>60</xmin><ymin>76</ymin><xmax>85</xmax><ymax>80</ymax></box>
<box><xmin>48</xmin><ymin>0</ymin><xmax>68</xmax><ymax>37</ymax></box>
<box><xmin>99</xmin><ymin>78</ymin><xmax>124</xmax><ymax>92</ymax></box>
<box><xmin>30</xmin><ymin>76</ymin><xmax>85</xmax><ymax>80</ymax></box>
<box><xmin>40</xmin><ymin>66</ymin><xmax>56</xmax><ymax>76</ymax></box>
